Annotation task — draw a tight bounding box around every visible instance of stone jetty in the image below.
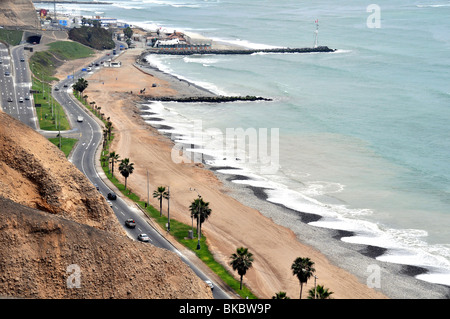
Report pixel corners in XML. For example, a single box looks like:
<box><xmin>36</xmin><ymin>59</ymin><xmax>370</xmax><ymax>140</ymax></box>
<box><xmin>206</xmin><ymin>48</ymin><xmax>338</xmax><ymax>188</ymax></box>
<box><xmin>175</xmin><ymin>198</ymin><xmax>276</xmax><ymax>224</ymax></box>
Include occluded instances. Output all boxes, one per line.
<box><xmin>146</xmin><ymin>45</ymin><xmax>336</xmax><ymax>56</ymax></box>
<box><xmin>143</xmin><ymin>95</ymin><xmax>273</xmax><ymax>103</ymax></box>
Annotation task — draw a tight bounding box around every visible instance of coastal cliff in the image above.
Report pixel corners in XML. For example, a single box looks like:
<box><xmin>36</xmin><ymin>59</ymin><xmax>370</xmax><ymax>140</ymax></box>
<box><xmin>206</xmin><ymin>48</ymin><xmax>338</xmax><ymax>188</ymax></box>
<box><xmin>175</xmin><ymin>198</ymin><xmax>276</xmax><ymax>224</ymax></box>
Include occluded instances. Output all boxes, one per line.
<box><xmin>0</xmin><ymin>111</ymin><xmax>213</xmax><ymax>299</ymax></box>
<box><xmin>0</xmin><ymin>0</ymin><xmax>39</xmax><ymax>28</ymax></box>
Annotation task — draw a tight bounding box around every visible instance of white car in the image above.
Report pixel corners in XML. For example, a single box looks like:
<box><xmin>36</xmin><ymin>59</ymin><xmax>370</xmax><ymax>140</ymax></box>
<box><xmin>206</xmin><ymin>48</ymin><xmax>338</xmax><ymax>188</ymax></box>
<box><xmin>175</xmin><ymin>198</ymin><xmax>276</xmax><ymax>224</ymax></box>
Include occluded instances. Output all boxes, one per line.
<box><xmin>138</xmin><ymin>234</ymin><xmax>150</xmax><ymax>242</ymax></box>
<box><xmin>19</xmin><ymin>97</ymin><xmax>23</xmax><ymax>103</ymax></box>
<box><xmin>106</xmin><ymin>200</ymin><xmax>113</xmax><ymax>207</ymax></box>
<box><xmin>77</xmin><ymin>116</ymin><xmax>84</xmax><ymax>122</ymax></box>
<box><xmin>204</xmin><ymin>280</ymin><xmax>214</xmax><ymax>290</ymax></box>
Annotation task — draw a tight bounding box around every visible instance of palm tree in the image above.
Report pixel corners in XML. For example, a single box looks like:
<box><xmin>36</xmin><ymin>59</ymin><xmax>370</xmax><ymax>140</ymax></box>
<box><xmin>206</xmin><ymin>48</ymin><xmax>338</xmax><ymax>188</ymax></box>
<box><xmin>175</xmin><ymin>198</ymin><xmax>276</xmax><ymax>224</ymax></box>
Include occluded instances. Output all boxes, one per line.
<box><xmin>189</xmin><ymin>197</ymin><xmax>211</xmax><ymax>239</ymax></box>
<box><xmin>153</xmin><ymin>186</ymin><xmax>169</xmax><ymax>217</ymax></box>
<box><xmin>307</xmin><ymin>285</ymin><xmax>333</xmax><ymax>299</ymax></box>
<box><xmin>229</xmin><ymin>247</ymin><xmax>254</xmax><ymax>290</ymax></box>
<box><xmin>102</xmin><ymin>128</ymin><xmax>108</xmax><ymax>149</ymax></box>
<box><xmin>118</xmin><ymin>158</ymin><xmax>134</xmax><ymax>190</ymax></box>
<box><xmin>72</xmin><ymin>78</ymin><xmax>88</xmax><ymax>97</ymax></box>
<box><xmin>109</xmin><ymin>151</ymin><xmax>120</xmax><ymax>177</ymax></box>
<box><xmin>100</xmin><ymin>155</ymin><xmax>108</xmax><ymax>168</ymax></box>
<box><xmin>291</xmin><ymin>257</ymin><xmax>315</xmax><ymax>299</ymax></box>
<box><xmin>105</xmin><ymin>120</ymin><xmax>113</xmax><ymax>140</ymax></box>
<box><xmin>272</xmin><ymin>291</ymin><xmax>290</xmax><ymax>299</ymax></box>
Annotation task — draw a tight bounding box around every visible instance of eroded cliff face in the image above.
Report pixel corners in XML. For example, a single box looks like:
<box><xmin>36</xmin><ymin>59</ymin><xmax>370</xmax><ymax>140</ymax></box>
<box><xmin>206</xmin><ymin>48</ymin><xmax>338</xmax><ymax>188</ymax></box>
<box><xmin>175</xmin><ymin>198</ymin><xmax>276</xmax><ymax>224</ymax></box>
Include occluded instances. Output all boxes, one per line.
<box><xmin>0</xmin><ymin>111</ymin><xmax>122</xmax><ymax>233</ymax></box>
<box><xmin>0</xmin><ymin>111</ymin><xmax>213</xmax><ymax>299</ymax></box>
<box><xmin>0</xmin><ymin>197</ymin><xmax>212</xmax><ymax>299</ymax></box>
<box><xmin>0</xmin><ymin>0</ymin><xmax>39</xmax><ymax>28</ymax></box>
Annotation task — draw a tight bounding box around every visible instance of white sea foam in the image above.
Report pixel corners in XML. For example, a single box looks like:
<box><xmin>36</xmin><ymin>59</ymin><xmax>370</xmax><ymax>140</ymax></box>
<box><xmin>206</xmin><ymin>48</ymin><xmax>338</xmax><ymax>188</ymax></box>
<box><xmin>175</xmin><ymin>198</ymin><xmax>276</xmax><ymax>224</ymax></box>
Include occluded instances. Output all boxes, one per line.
<box><xmin>144</xmin><ymin>54</ymin><xmax>231</xmax><ymax>95</ymax></box>
<box><xmin>111</xmin><ymin>3</ymin><xmax>142</xmax><ymax>10</ymax></box>
<box><xmin>210</xmin><ymin>37</ymin><xmax>282</xmax><ymax>50</ymax></box>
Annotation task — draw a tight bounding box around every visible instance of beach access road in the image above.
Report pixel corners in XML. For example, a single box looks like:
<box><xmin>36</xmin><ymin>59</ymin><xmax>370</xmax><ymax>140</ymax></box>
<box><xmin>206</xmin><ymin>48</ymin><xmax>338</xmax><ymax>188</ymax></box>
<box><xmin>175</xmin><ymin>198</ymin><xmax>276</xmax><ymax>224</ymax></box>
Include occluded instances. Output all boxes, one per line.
<box><xmin>52</xmin><ymin>45</ymin><xmax>232</xmax><ymax>300</ymax></box>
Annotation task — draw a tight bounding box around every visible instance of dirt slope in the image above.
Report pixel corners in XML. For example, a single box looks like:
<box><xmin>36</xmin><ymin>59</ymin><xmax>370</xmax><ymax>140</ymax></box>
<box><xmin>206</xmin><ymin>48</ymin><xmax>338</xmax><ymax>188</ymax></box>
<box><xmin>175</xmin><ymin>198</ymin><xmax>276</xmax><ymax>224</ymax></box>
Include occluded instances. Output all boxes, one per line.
<box><xmin>0</xmin><ymin>0</ymin><xmax>39</xmax><ymax>28</ymax></box>
<box><xmin>0</xmin><ymin>111</ymin><xmax>213</xmax><ymax>299</ymax></box>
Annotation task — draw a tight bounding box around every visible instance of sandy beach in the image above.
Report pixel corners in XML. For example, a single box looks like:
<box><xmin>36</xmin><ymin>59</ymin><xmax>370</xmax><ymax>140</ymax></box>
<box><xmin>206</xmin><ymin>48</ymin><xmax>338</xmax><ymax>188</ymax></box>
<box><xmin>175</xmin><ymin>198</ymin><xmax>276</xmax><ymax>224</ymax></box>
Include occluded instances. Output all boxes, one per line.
<box><xmin>77</xmin><ymin>46</ymin><xmax>450</xmax><ymax>299</ymax></box>
<box><xmin>79</xmin><ymin>48</ymin><xmax>390</xmax><ymax>299</ymax></box>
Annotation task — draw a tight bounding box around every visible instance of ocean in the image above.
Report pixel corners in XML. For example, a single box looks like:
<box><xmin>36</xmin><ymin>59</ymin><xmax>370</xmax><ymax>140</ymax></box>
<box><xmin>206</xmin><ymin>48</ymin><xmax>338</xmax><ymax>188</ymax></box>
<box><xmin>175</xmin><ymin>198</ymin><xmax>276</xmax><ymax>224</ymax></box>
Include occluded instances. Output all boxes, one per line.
<box><xmin>40</xmin><ymin>0</ymin><xmax>450</xmax><ymax>287</ymax></box>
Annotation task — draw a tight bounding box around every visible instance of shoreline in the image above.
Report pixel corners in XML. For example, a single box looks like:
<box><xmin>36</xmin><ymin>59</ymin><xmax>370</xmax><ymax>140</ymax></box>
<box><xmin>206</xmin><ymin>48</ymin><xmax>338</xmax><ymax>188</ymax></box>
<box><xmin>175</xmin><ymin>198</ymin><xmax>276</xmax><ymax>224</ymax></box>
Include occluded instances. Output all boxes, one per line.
<box><xmin>83</xmin><ymin>48</ymin><xmax>450</xmax><ymax>299</ymax></box>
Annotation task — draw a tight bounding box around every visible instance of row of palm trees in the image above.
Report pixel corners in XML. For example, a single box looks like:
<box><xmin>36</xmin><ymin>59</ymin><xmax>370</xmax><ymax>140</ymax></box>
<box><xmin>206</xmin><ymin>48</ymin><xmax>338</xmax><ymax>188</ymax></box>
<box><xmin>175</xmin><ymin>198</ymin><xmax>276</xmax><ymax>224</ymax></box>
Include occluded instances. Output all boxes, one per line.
<box><xmin>228</xmin><ymin>248</ymin><xmax>333</xmax><ymax>299</ymax></box>
<box><xmin>97</xmin><ymin>119</ymin><xmax>330</xmax><ymax>299</ymax></box>
<box><xmin>102</xmin><ymin>151</ymin><xmax>134</xmax><ymax>191</ymax></box>
<box><xmin>140</xmin><ymin>184</ymin><xmax>335</xmax><ymax>299</ymax></box>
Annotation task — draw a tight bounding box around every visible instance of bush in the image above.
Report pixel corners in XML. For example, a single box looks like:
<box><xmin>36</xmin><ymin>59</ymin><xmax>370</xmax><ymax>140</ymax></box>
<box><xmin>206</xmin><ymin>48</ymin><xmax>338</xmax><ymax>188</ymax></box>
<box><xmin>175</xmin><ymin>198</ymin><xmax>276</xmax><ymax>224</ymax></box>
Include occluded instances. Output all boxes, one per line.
<box><xmin>68</xmin><ymin>26</ymin><xmax>115</xmax><ymax>50</ymax></box>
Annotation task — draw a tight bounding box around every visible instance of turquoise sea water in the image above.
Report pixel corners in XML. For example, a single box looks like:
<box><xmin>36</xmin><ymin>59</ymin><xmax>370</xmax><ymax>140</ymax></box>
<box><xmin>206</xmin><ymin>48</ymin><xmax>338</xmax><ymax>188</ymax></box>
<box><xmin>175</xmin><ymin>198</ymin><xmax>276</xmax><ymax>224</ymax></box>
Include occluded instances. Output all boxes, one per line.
<box><xmin>42</xmin><ymin>0</ymin><xmax>450</xmax><ymax>285</ymax></box>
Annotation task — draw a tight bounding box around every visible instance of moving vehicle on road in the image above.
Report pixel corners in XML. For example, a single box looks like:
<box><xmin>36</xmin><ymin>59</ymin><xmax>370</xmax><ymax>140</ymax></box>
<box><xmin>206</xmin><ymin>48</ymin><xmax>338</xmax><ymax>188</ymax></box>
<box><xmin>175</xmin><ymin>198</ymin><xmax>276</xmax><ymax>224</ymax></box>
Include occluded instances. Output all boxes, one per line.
<box><xmin>77</xmin><ymin>116</ymin><xmax>84</xmax><ymax>122</ymax></box>
<box><xmin>107</xmin><ymin>200</ymin><xmax>113</xmax><ymax>207</ymax></box>
<box><xmin>138</xmin><ymin>234</ymin><xmax>150</xmax><ymax>242</ymax></box>
<box><xmin>7</xmin><ymin>97</ymin><xmax>12</xmax><ymax>102</ymax></box>
<box><xmin>205</xmin><ymin>280</ymin><xmax>214</xmax><ymax>290</ymax></box>
<box><xmin>107</xmin><ymin>192</ymin><xmax>117</xmax><ymax>200</ymax></box>
<box><xmin>125</xmin><ymin>219</ymin><xmax>136</xmax><ymax>228</ymax></box>
<box><xmin>19</xmin><ymin>97</ymin><xmax>23</xmax><ymax>103</ymax></box>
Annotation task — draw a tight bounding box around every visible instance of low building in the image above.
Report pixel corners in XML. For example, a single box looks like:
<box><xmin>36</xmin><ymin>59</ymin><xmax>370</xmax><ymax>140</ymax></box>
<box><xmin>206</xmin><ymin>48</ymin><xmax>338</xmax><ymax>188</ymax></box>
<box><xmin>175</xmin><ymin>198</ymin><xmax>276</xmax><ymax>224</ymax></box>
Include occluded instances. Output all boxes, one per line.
<box><xmin>103</xmin><ymin>60</ymin><xmax>121</xmax><ymax>68</ymax></box>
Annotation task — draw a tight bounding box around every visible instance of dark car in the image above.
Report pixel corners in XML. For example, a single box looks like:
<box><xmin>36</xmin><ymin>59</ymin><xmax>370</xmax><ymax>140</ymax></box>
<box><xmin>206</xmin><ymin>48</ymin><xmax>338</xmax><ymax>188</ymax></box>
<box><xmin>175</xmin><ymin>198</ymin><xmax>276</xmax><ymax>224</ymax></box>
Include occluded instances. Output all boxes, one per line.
<box><xmin>125</xmin><ymin>219</ymin><xmax>136</xmax><ymax>228</ymax></box>
<box><xmin>107</xmin><ymin>192</ymin><xmax>117</xmax><ymax>200</ymax></box>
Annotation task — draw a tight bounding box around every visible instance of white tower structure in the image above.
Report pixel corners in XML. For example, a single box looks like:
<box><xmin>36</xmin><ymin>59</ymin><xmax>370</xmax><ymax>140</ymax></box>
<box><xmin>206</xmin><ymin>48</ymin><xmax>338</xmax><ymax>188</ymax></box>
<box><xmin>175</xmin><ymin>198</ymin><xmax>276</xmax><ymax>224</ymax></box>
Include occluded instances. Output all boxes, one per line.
<box><xmin>313</xmin><ymin>19</ymin><xmax>319</xmax><ymax>48</ymax></box>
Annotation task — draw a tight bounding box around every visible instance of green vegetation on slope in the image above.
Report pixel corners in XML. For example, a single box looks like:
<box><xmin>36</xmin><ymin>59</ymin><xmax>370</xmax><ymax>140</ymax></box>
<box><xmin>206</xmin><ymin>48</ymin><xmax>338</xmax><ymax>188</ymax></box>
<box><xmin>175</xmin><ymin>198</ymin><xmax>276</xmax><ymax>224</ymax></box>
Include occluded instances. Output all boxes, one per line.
<box><xmin>68</xmin><ymin>26</ymin><xmax>115</xmax><ymax>50</ymax></box>
<box><xmin>47</xmin><ymin>41</ymin><xmax>94</xmax><ymax>60</ymax></box>
<box><xmin>0</xmin><ymin>29</ymin><xmax>23</xmax><ymax>46</ymax></box>
<box><xmin>30</xmin><ymin>41</ymin><xmax>94</xmax><ymax>82</ymax></box>
<box><xmin>29</xmin><ymin>41</ymin><xmax>94</xmax><ymax>131</ymax></box>
<box><xmin>30</xmin><ymin>50</ymin><xmax>61</xmax><ymax>83</ymax></box>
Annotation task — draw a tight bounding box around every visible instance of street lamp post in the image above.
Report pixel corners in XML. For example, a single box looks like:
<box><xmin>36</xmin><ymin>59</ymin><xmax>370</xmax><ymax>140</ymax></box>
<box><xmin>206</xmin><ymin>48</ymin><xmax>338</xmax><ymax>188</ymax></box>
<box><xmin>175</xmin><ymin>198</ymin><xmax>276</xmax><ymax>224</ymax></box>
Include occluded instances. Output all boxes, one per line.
<box><xmin>167</xmin><ymin>186</ymin><xmax>170</xmax><ymax>232</ymax></box>
<box><xmin>190</xmin><ymin>187</ymin><xmax>202</xmax><ymax>250</ymax></box>
<box><xmin>313</xmin><ymin>275</ymin><xmax>318</xmax><ymax>299</ymax></box>
<box><xmin>196</xmin><ymin>203</ymin><xmax>201</xmax><ymax>250</ymax></box>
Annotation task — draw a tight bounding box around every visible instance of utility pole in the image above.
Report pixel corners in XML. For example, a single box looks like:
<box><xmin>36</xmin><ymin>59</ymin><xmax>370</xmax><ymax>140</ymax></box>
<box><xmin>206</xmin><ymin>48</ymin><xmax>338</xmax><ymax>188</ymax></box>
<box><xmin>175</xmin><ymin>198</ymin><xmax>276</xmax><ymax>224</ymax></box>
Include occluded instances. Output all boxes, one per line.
<box><xmin>190</xmin><ymin>187</ymin><xmax>201</xmax><ymax>246</ymax></box>
<box><xmin>54</xmin><ymin>0</ymin><xmax>57</xmax><ymax>24</ymax></box>
<box><xmin>58</xmin><ymin>104</ymin><xmax>61</xmax><ymax>149</ymax></box>
<box><xmin>146</xmin><ymin>170</ymin><xmax>149</xmax><ymax>207</ymax></box>
<box><xmin>167</xmin><ymin>186</ymin><xmax>170</xmax><ymax>232</ymax></box>
<box><xmin>313</xmin><ymin>275</ymin><xmax>318</xmax><ymax>299</ymax></box>
<box><xmin>196</xmin><ymin>203</ymin><xmax>201</xmax><ymax>250</ymax></box>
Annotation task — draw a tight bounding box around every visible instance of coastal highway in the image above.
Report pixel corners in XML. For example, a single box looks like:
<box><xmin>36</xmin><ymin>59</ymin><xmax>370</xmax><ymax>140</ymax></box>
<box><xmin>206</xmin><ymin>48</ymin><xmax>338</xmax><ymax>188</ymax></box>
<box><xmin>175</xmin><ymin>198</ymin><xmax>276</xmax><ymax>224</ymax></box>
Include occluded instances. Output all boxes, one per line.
<box><xmin>0</xmin><ymin>43</ymin><xmax>37</xmax><ymax>129</ymax></box>
<box><xmin>52</xmin><ymin>45</ymin><xmax>232</xmax><ymax>299</ymax></box>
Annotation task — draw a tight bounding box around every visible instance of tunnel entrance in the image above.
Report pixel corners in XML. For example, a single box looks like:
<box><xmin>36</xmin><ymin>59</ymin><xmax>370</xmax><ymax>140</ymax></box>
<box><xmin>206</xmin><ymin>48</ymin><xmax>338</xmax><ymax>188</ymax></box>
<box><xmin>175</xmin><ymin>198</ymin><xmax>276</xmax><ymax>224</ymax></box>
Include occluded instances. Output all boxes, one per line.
<box><xmin>26</xmin><ymin>35</ymin><xmax>42</xmax><ymax>45</ymax></box>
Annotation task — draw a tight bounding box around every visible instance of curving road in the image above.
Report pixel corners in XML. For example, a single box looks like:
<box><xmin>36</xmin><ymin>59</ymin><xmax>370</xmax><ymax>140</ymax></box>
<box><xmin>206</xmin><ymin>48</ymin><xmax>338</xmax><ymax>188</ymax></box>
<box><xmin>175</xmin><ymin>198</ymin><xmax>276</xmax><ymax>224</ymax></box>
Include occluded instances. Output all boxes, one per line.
<box><xmin>0</xmin><ymin>39</ymin><xmax>232</xmax><ymax>299</ymax></box>
<box><xmin>52</xmin><ymin>44</ymin><xmax>233</xmax><ymax>299</ymax></box>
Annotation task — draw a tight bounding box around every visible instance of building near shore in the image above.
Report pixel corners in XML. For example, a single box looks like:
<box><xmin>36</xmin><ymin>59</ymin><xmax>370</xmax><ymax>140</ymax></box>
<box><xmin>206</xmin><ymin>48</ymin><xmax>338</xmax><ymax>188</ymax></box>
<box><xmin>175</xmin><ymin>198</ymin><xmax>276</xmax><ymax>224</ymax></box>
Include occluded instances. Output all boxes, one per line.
<box><xmin>152</xmin><ymin>30</ymin><xmax>212</xmax><ymax>51</ymax></box>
